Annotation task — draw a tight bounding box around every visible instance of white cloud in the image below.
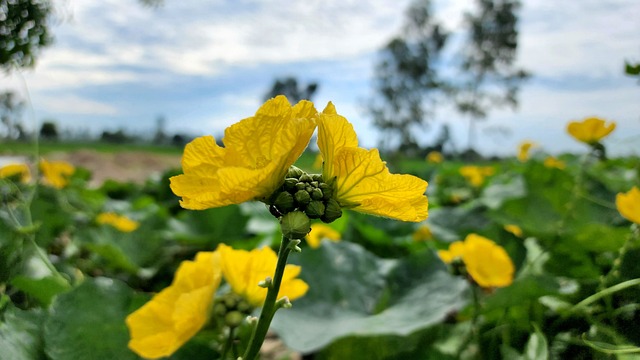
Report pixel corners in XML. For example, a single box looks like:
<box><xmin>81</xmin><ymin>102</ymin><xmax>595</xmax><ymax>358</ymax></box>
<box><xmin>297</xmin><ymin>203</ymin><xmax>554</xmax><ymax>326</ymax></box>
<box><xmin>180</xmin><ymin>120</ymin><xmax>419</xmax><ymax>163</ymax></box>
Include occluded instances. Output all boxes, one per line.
<box><xmin>38</xmin><ymin>94</ymin><xmax>119</xmax><ymax>115</ymax></box>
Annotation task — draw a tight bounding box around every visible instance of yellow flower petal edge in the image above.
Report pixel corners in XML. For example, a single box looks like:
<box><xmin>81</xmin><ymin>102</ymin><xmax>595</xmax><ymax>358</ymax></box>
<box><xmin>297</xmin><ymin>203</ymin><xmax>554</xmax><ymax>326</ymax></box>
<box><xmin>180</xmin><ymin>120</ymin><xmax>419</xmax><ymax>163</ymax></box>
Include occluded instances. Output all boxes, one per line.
<box><xmin>462</xmin><ymin>234</ymin><xmax>514</xmax><ymax>288</ymax></box>
<box><xmin>543</xmin><ymin>156</ymin><xmax>566</xmax><ymax>169</ymax></box>
<box><xmin>0</xmin><ymin>163</ymin><xmax>31</xmax><ymax>182</ymax></box>
<box><xmin>126</xmin><ymin>251</ymin><xmax>222</xmax><ymax>359</ymax></box>
<box><xmin>306</xmin><ymin>223</ymin><xmax>341</xmax><ymax>249</ymax></box>
<box><xmin>616</xmin><ymin>186</ymin><xmax>640</xmax><ymax>224</ymax></box>
<box><xmin>412</xmin><ymin>224</ymin><xmax>433</xmax><ymax>242</ymax></box>
<box><xmin>426</xmin><ymin>151</ymin><xmax>443</xmax><ymax>164</ymax></box>
<box><xmin>96</xmin><ymin>212</ymin><xmax>140</xmax><ymax>232</ymax></box>
<box><xmin>217</xmin><ymin>243</ymin><xmax>309</xmax><ymax>307</ymax></box>
<box><xmin>317</xmin><ymin>103</ymin><xmax>428</xmax><ymax>222</ymax></box>
<box><xmin>39</xmin><ymin>159</ymin><xmax>75</xmax><ymax>189</ymax></box>
<box><xmin>170</xmin><ymin>95</ymin><xmax>317</xmax><ymax>210</ymax></box>
<box><xmin>438</xmin><ymin>241</ymin><xmax>465</xmax><ymax>264</ymax></box>
<box><xmin>504</xmin><ymin>224</ymin><xmax>523</xmax><ymax>238</ymax></box>
<box><xmin>517</xmin><ymin>141</ymin><xmax>536</xmax><ymax>162</ymax></box>
<box><xmin>567</xmin><ymin>117</ymin><xmax>616</xmax><ymax>144</ymax></box>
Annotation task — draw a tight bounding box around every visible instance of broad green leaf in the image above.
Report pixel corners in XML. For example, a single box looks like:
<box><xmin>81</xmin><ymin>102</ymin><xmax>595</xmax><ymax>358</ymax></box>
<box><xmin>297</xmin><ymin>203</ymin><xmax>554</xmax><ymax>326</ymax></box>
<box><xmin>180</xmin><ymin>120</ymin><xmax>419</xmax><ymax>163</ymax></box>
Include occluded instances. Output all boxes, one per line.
<box><xmin>0</xmin><ymin>306</ymin><xmax>45</xmax><ymax>360</ymax></box>
<box><xmin>525</xmin><ymin>326</ymin><xmax>548</xmax><ymax>360</ymax></box>
<box><xmin>11</xmin><ymin>275</ymin><xmax>71</xmax><ymax>307</ymax></box>
<box><xmin>480</xmin><ymin>174</ymin><xmax>526</xmax><ymax>209</ymax></box>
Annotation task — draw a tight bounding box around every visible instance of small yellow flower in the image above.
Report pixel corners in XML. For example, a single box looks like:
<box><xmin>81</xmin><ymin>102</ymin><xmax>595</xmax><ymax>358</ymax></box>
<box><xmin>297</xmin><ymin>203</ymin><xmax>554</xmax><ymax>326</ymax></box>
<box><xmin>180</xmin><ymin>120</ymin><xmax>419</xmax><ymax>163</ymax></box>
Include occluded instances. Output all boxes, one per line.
<box><xmin>543</xmin><ymin>156</ymin><xmax>566</xmax><ymax>169</ymax></box>
<box><xmin>217</xmin><ymin>243</ymin><xmax>309</xmax><ymax>307</ymax></box>
<box><xmin>616</xmin><ymin>186</ymin><xmax>640</xmax><ymax>224</ymax></box>
<box><xmin>306</xmin><ymin>223</ymin><xmax>341</xmax><ymax>248</ymax></box>
<box><xmin>438</xmin><ymin>234</ymin><xmax>514</xmax><ymax>288</ymax></box>
<box><xmin>317</xmin><ymin>103</ymin><xmax>428</xmax><ymax>222</ymax></box>
<box><xmin>96</xmin><ymin>212</ymin><xmax>140</xmax><ymax>232</ymax></box>
<box><xmin>567</xmin><ymin>117</ymin><xmax>616</xmax><ymax>144</ymax></box>
<box><xmin>426</xmin><ymin>151</ymin><xmax>443</xmax><ymax>164</ymax></box>
<box><xmin>0</xmin><ymin>163</ymin><xmax>30</xmax><ymax>182</ymax></box>
<box><xmin>517</xmin><ymin>141</ymin><xmax>536</xmax><ymax>162</ymax></box>
<box><xmin>39</xmin><ymin>159</ymin><xmax>75</xmax><ymax>189</ymax></box>
<box><xmin>459</xmin><ymin>165</ymin><xmax>495</xmax><ymax>187</ymax></box>
<box><xmin>170</xmin><ymin>95</ymin><xmax>318</xmax><ymax>210</ymax></box>
<box><xmin>312</xmin><ymin>153</ymin><xmax>323</xmax><ymax>170</ymax></box>
<box><xmin>412</xmin><ymin>224</ymin><xmax>433</xmax><ymax>242</ymax></box>
<box><xmin>504</xmin><ymin>224</ymin><xmax>523</xmax><ymax>238</ymax></box>
<box><xmin>126</xmin><ymin>252</ymin><xmax>222</xmax><ymax>359</ymax></box>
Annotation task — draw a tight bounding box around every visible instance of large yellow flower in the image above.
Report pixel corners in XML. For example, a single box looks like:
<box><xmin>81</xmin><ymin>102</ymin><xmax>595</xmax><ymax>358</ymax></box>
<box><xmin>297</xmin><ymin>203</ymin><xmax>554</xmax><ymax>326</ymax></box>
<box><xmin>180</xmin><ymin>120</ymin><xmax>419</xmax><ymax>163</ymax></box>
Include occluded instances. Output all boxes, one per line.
<box><xmin>217</xmin><ymin>243</ymin><xmax>309</xmax><ymax>307</ymax></box>
<box><xmin>439</xmin><ymin>234</ymin><xmax>514</xmax><ymax>288</ymax></box>
<box><xmin>306</xmin><ymin>223</ymin><xmax>341</xmax><ymax>249</ymax></box>
<box><xmin>96</xmin><ymin>212</ymin><xmax>140</xmax><ymax>232</ymax></box>
<box><xmin>616</xmin><ymin>186</ymin><xmax>640</xmax><ymax>224</ymax></box>
<box><xmin>0</xmin><ymin>163</ymin><xmax>31</xmax><ymax>182</ymax></box>
<box><xmin>459</xmin><ymin>165</ymin><xmax>495</xmax><ymax>187</ymax></box>
<box><xmin>126</xmin><ymin>252</ymin><xmax>222</xmax><ymax>359</ymax></box>
<box><xmin>317</xmin><ymin>103</ymin><xmax>428</xmax><ymax>222</ymax></box>
<box><xmin>170</xmin><ymin>96</ymin><xmax>317</xmax><ymax>210</ymax></box>
<box><xmin>39</xmin><ymin>159</ymin><xmax>75</xmax><ymax>189</ymax></box>
<box><xmin>517</xmin><ymin>141</ymin><xmax>536</xmax><ymax>162</ymax></box>
<box><xmin>567</xmin><ymin>117</ymin><xmax>616</xmax><ymax>144</ymax></box>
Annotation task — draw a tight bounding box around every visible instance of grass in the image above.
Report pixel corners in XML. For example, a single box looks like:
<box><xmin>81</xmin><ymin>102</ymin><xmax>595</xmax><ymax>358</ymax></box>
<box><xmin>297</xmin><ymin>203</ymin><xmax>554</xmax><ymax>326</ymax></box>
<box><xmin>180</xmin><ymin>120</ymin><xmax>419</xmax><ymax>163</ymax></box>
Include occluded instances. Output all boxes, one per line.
<box><xmin>0</xmin><ymin>140</ymin><xmax>184</xmax><ymax>156</ymax></box>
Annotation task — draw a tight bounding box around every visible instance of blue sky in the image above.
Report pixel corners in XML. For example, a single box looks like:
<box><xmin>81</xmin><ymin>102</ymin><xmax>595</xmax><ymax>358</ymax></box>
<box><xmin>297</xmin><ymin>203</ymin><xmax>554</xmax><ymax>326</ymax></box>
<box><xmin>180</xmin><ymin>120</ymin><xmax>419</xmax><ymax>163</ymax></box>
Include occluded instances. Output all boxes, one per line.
<box><xmin>3</xmin><ymin>0</ymin><xmax>640</xmax><ymax>156</ymax></box>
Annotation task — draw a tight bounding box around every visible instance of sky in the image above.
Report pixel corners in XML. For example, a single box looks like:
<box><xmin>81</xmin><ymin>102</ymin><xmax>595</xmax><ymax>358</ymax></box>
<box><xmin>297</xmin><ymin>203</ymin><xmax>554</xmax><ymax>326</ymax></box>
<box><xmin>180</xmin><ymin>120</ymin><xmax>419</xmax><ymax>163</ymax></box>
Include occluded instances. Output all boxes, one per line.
<box><xmin>3</xmin><ymin>0</ymin><xmax>640</xmax><ymax>157</ymax></box>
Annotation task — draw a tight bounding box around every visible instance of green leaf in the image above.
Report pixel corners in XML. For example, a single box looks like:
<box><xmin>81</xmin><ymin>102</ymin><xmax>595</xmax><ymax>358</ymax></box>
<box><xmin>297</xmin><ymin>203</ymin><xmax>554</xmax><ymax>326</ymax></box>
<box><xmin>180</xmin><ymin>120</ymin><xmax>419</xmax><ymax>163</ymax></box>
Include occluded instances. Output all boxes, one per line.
<box><xmin>44</xmin><ymin>277</ymin><xmax>138</xmax><ymax>360</ymax></box>
<box><xmin>272</xmin><ymin>241</ymin><xmax>468</xmax><ymax>354</ymax></box>
<box><xmin>525</xmin><ymin>325</ymin><xmax>548</xmax><ymax>360</ymax></box>
<box><xmin>11</xmin><ymin>275</ymin><xmax>71</xmax><ymax>307</ymax></box>
<box><xmin>170</xmin><ymin>205</ymin><xmax>250</xmax><ymax>246</ymax></box>
<box><xmin>479</xmin><ymin>174</ymin><xmax>526</xmax><ymax>210</ymax></box>
<box><xmin>0</xmin><ymin>306</ymin><xmax>46</xmax><ymax>360</ymax></box>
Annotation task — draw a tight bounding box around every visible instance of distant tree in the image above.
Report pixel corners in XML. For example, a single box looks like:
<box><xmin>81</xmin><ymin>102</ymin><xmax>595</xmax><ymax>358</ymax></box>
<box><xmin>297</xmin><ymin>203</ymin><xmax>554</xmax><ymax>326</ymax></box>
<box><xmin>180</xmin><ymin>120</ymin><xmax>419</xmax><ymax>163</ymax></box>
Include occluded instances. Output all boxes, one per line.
<box><xmin>0</xmin><ymin>0</ymin><xmax>53</xmax><ymax>71</ymax></box>
<box><xmin>626</xmin><ymin>60</ymin><xmax>640</xmax><ymax>83</ymax></box>
<box><xmin>263</xmin><ymin>77</ymin><xmax>318</xmax><ymax>103</ymax></box>
<box><xmin>101</xmin><ymin>129</ymin><xmax>129</xmax><ymax>144</ymax></box>
<box><xmin>39</xmin><ymin>120</ymin><xmax>58</xmax><ymax>140</ymax></box>
<box><xmin>153</xmin><ymin>115</ymin><xmax>167</xmax><ymax>145</ymax></box>
<box><xmin>368</xmin><ymin>0</ymin><xmax>448</xmax><ymax>152</ymax></box>
<box><xmin>0</xmin><ymin>90</ymin><xmax>25</xmax><ymax>139</ymax></box>
<box><xmin>455</xmin><ymin>0</ymin><xmax>529</xmax><ymax>149</ymax></box>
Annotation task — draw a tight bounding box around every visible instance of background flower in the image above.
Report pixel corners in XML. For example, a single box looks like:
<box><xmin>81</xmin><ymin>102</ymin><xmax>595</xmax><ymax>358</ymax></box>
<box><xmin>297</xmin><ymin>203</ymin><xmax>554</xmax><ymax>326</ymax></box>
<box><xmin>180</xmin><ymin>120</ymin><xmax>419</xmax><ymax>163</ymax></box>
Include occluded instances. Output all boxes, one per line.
<box><xmin>0</xmin><ymin>163</ymin><xmax>31</xmax><ymax>182</ymax></box>
<box><xmin>616</xmin><ymin>186</ymin><xmax>640</xmax><ymax>224</ymax></box>
<box><xmin>96</xmin><ymin>212</ymin><xmax>139</xmax><ymax>232</ymax></box>
<box><xmin>567</xmin><ymin>117</ymin><xmax>616</xmax><ymax>144</ymax></box>
<box><xmin>306</xmin><ymin>223</ymin><xmax>341</xmax><ymax>248</ymax></box>
<box><xmin>39</xmin><ymin>159</ymin><xmax>75</xmax><ymax>189</ymax></box>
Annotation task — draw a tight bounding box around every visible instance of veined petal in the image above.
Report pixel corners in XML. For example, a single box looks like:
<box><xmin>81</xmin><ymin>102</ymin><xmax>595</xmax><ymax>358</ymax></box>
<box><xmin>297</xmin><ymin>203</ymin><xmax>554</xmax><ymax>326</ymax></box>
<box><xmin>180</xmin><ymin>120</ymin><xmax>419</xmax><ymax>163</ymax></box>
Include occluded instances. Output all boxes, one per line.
<box><xmin>317</xmin><ymin>105</ymin><xmax>359</xmax><ymax>181</ymax></box>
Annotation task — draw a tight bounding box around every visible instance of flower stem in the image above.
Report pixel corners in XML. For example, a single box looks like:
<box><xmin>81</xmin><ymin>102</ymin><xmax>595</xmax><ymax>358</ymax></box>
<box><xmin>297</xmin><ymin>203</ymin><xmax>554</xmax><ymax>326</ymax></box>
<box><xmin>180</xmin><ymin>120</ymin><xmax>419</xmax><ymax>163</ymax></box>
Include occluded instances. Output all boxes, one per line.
<box><xmin>242</xmin><ymin>236</ymin><xmax>292</xmax><ymax>360</ymax></box>
<box><xmin>220</xmin><ymin>327</ymin><xmax>236</xmax><ymax>360</ymax></box>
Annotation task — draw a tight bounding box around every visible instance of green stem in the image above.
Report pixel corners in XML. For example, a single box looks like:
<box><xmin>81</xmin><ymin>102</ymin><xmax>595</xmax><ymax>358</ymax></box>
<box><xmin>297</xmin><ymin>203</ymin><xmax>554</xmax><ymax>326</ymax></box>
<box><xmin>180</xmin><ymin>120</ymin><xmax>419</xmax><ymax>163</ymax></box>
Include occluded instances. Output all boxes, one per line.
<box><xmin>220</xmin><ymin>327</ymin><xmax>236</xmax><ymax>360</ymax></box>
<box><xmin>242</xmin><ymin>236</ymin><xmax>292</xmax><ymax>360</ymax></box>
<box><xmin>568</xmin><ymin>278</ymin><xmax>640</xmax><ymax>315</ymax></box>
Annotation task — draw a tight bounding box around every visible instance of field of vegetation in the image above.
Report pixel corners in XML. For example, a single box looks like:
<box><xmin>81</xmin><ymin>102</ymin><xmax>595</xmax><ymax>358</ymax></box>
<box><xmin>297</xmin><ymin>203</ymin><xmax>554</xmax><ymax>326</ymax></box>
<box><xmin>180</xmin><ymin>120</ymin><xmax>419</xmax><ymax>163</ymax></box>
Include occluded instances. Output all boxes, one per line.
<box><xmin>1</xmin><ymin>109</ymin><xmax>639</xmax><ymax>360</ymax></box>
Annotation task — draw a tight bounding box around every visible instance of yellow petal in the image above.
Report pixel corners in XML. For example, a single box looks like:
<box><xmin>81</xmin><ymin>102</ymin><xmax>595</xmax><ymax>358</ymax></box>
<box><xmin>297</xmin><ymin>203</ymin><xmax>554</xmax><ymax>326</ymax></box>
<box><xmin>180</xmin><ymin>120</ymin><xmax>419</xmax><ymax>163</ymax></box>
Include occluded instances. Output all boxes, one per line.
<box><xmin>0</xmin><ymin>163</ymin><xmax>31</xmax><ymax>182</ymax></box>
<box><xmin>317</xmin><ymin>106</ymin><xmax>359</xmax><ymax>181</ymax></box>
<box><xmin>412</xmin><ymin>224</ymin><xmax>433</xmax><ymax>242</ymax></box>
<box><xmin>543</xmin><ymin>156</ymin><xmax>566</xmax><ymax>169</ymax></box>
<box><xmin>438</xmin><ymin>241</ymin><xmax>465</xmax><ymax>263</ymax></box>
<box><xmin>170</xmin><ymin>95</ymin><xmax>317</xmax><ymax>210</ymax></box>
<box><xmin>126</xmin><ymin>251</ymin><xmax>221</xmax><ymax>359</ymax></box>
<box><xmin>616</xmin><ymin>186</ymin><xmax>640</xmax><ymax>224</ymax></box>
<box><xmin>504</xmin><ymin>224</ymin><xmax>523</xmax><ymax>238</ymax></box>
<box><xmin>567</xmin><ymin>117</ymin><xmax>616</xmax><ymax>143</ymax></box>
<box><xmin>306</xmin><ymin>223</ymin><xmax>341</xmax><ymax>249</ymax></box>
<box><xmin>96</xmin><ymin>212</ymin><xmax>139</xmax><ymax>232</ymax></box>
<box><xmin>517</xmin><ymin>141</ymin><xmax>536</xmax><ymax>162</ymax></box>
<box><xmin>39</xmin><ymin>159</ymin><xmax>75</xmax><ymax>189</ymax></box>
<box><xmin>462</xmin><ymin>234</ymin><xmax>514</xmax><ymax>288</ymax></box>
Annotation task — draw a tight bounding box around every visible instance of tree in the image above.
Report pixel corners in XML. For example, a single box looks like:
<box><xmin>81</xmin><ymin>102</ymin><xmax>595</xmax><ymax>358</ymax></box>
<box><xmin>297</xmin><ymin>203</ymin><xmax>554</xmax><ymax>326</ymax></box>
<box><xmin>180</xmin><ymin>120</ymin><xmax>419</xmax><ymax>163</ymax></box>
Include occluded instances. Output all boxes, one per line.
<box><xmin>0</xmin><ymin>90</ymin><xmax>25</xmax><ymax>139</ymax></box>
<box><xmin>263</xmin><ymin>77</ymin><xmax>318</xmax><ymax>103</ymax></box>
<box><xmin>39</xmin><ymin>120</ymin><xmax>58</xmax><ymax>140</ymax></box>
<box><xmin>0</xmin><ymin>0</ymin><xmax>53</xmax><ymax>71</ymax></box>
<box><xmin>368</xmin><ymin>0</ymin><xmax>448</xmax><ymax>152</ymax></box>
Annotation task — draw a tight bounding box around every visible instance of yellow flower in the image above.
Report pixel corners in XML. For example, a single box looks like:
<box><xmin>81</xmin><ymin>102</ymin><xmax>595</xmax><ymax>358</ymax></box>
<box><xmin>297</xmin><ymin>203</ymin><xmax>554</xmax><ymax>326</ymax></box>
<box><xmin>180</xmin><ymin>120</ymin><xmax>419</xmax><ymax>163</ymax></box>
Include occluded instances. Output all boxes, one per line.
<box><xmin>217</xmin><ymin>243</ymin><xmax>308</xmax><ymax>307</ymax></box>
<box><xmin>306</xmin><ymin>223</ymin><xmax>341</xmax><ymax>248</ymax></box>
<box><xmin>0</xmin><ymin>163</ymin><xmax>30</xmax><ymax>182</ymax></box>
<box><xmin>504</xmin><ymin>224</ymin><xmax>523</xmax><ymax>238</ymax></box>
<box><xmin>459</xmin><ymin>165</ymin><xmax>495</xmax><ymax>187</ymax></box>
<box><xmin>96</xmin><ymin>212</ymin><xmax>140</xmax><ymax>232</ymax></box>
<box><xmin>438</xmin><ymin>234</ymin><xmax>514</xmax><ymax>288</ymax></box>
<box><xmin>39</xmin><ymin>159</ymin><xmax>75</xmax><ymax>189</ymax></box>
<box><xmin>517</xmin><ymin>141</ymin><xmax>536</xmax><ymax>162</ymax></box>
<box><xmin>312</xmin><ymin>153</ymin><xmax>323</xmax><ymax>170</ymax></box>
<box><xmin>543</xmin><ymin>156</ymin><xmax>566</xmax><ymax>169</ymax></box>
<box><xmin>126</xmin><ymin>252</ymin><xmax>222</xmax><ymax>359</ymax></box>
<box><xmin>412</xmin><ymin>224</ymin><xmax>433</xmax><ymax>242</ymax></box>
<box><xmin>616</xmin><ymin>186</ymin><xmax>640</xmax><ymax>224</ymax></box>
<box><xmin>426</xmin><ymin>151</ymin><xmax>443</xmax><ymax>164</ymax></box>
<box><xmin>317</xmin><ymin>103</ymin><xmax>428</xmax><ymax>222</ymax></box>
<box><xmin>567</xmin><ymin>117</ymin><xmax>616</xmax><ymax>144</ymax></box>
<box><xmin>170</xmin><ymin>95</ymin><xmax>317</xmax><ymax>210</ymax></box>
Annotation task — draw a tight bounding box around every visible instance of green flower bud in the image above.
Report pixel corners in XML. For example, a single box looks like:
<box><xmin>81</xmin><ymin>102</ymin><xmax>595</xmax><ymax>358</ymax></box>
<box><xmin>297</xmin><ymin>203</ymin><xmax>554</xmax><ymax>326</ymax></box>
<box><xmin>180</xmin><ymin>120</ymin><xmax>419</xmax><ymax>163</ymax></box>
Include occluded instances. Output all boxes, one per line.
<box><xmin>237</xmin><ymin>300</ymin><xmax>252</xmax><ymax>313</ymax></box>
<box><xmin>310</xmin><ymin>181</ymin><xmax>319</xmax><ymax>188</ymax></box>
<box><xmin>213</xmin><ymin>303</ymin><xmax>227</xmax><ymax>317</ymax></box>
<box><xmin>311</xmin><ymin>174</ymin><xmax>323</xmax><ymax>182</ymax></box>
<box><xmin>299</xmin><ymin>174</ymin><xmax>313</xmax><ymax>183</ymax></box>
<box><xmin>286</xmin><ymin>166</ymin><xmax>305</xmax><ymax>179</ymax></box>
<box><xmin>295</xmin><ymin>182</ymin><xmax>307</xmax><ymax>190</ymax></box>
<box><xmin>274</xmin><ymin>192</ymin><xmax>295</xmax><ymax>213</ymax></box>
<box><xmin>305</xmin><ymin>185</ymin><xmax>313</xmax><ymax>193</ymax></box>
<box><xmin>311</xmin><ymin>188</ymin><xmax>324</xmax><ymax>200</ymax></box>
<box><xmin>294</xmin><ymin>190</ymin><xmax>311</xmax><ymax>205</ymax></box>
<box><xmin>321</xmin><ymin>198</ymin><xmax>342</xmax><ymax>223</ymax></box>
<box><xmin>280</xmin><ymin>211</ymin><xmax>311</xmax><ymax>239</ymax></box>
<box><xmin>225</xmin><ymin>311</ymin><xmax>245</xmax><ymax>328</ymax></box>
<box><xmin>224</xmin><ymin>294</ymin><xmax>238</xmax><ymax>309</ymax></box>
<box><xmin>319</xmin><ymin>183</ymin><xmax>333</xmax><ymax>200</ymax></box>
<box><xmin>305</xmin><ymin>200</ymin><xmax>325</xmax><ymax>219</ymax></box>
<box><xmin>284</xmin><ymin>178</ymin><xmax>299</xmax><ymax>192</ymax></box>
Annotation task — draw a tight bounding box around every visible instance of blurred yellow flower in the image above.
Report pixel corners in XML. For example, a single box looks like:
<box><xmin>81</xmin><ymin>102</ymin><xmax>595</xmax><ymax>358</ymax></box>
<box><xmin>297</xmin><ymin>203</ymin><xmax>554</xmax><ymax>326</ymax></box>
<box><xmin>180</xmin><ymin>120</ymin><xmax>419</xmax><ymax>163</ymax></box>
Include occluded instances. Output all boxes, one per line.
<box><xmin>412</xmin><ymin>224</ymin><xmax>433</xmax><ymax>241</ymax></box>
<box><xmin>39</xmin><ymin>159</ymin><xmax>75</xmax><ymax>189</ymax></box>
<box><xmin>438</xmin><ymin>234</ymin><xmax>514</xmax><ymax>288</ymax></box>
<box><xmin>426</xmin><ymin>151</ymin><xmax>443</xmax><ymax>164</ymax></box>
<box><xmin>312</xmin><ymin>153</ymin><xmax>323</xmax><ymax>170</ymax></box>
<box><xmin>317</xmin><ymin>103</ymin><xmax>429</xmax><ymax>222</ymax></box>
<box><xmin>567</xmin><ymin>117</ymin><xmax>616</xmax><ymax>144</ymax></box>
<box><xmin>504</xmin><ymin>224</ymin><xmax>523</xmax><ymax>238</ymax></box>
<box><xmin>217</xmin><ymin>244</ymin><xmax>309</xmax><ymax>307</ymax></box>
<box><xmin>126</xmin><ymin>252</ymin><xmax>222</xmax><ymax>359</ymax></box>
<box><xmin>543</xmin><ymin>156</ymin><xmax>566</xmax><ymax>169</ymax></box>
<box><xmin>459</xmin><ymin>165</ymin><xmax>495</xmax><ymax>187</ymax></box>
<box><xmin>0</xmin><ymin>163</ymin><xmax>30</xmax><ymax>182</ymax></box>
<box><xmin>616</xmin><ymin>186</ymin><xmax>640</xmax><ymax>224</ymax></box>
<box><xmin>306</xmin><ymin>223</ymin><xmax>341</xmax><ymax>249</ymax></box>
<box><xmin>96</xmin><ymin>212</ymin><xmax>140</xmax><ymax>232</ymax></box>
<box><xmin>517</xmin><ymin>141</ymin><xmax>536</xmax><ymax>162</ymax></box>
<box><xmin>170</xmin><ymin>95</ymin><xmax>317</xmax><ymax>210</ymax></box>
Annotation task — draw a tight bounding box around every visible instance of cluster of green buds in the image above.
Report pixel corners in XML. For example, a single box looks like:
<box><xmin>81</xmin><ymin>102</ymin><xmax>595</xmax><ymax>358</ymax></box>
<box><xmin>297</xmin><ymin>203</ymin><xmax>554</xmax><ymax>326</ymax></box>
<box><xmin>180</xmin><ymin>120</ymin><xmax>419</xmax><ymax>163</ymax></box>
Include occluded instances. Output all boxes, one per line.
<box><xmin>212</xmin><ymin>292</ymin><xmax>254</xmax><ymax>329</ymax></box>
<box><xmin>268</xmin><ymin>166</ymin><xmax>342</xmax><ymax>239</ymax></box>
